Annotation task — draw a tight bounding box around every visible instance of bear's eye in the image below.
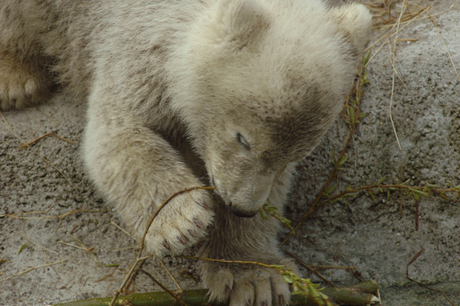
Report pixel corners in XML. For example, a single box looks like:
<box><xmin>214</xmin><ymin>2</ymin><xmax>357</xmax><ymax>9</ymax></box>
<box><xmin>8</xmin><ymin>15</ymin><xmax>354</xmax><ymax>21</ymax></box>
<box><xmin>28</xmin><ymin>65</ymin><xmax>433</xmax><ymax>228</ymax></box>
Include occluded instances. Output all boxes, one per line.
<box><xmin>236</xmin><ymin>133</ymin><xmax>251</xmax><ymax>151</ymax></box>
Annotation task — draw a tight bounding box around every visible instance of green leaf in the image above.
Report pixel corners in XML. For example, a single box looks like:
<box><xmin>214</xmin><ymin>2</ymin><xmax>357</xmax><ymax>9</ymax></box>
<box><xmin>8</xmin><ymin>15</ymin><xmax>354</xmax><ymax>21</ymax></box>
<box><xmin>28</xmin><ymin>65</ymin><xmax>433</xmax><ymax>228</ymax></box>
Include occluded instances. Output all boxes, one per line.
<box><xmin>363</xmin><ymin>49</ymin><xmax>371</xmax><ymax>66</ymax></box>
<box><xmin>412</xmin><ymin>188</ymin><xmax>429</xmax><ymax>197</ymax></box>
<box><xmin>438</xmin><ymin>192</ymin><xmax>449</xmax><ymax>200</ymax></box>
<box><xmin>259</xmin><ymin>209</ymin><xmax>268</xmax><ymax>220</ymax></box>
<box><xmin>362</xmin><ymin>71</ymin><xmax>369</xmax><ymax>85</ymax></box>
<box><xmin>359</xmin><ymin>112</ymin><xmax>367</xmax><ymax>119</ymax></box>
<box><xmin>368</xmin><ymin>189</ymin><xmax>375</xmax><ymax>201</ymax></box>
<box><xmin>325</xmin><ymin>185</ymin><xmax>336</xmax><ymax>196</ymax></box>
<box><xmin>412</xmin><ymin>190</ymin><xmax>419</xmax><ymax>201</ymax></box>
<box><xmin>349</xmin><ymin>107</ymin><xmax>356</xmax><ymax>124</ymax></box>
<box><xmin>338</xmin><ymin>155</ymin><xmax>348</xmax><ymax>167</ymax></box>
<box><xmin>404</xmin><ymin>188</ymin><xmax>411</xmax><ymax>197</ymax></box>
<box><xmin>282</xmin><ymin>274</ymin><xmax>293</xmax><ymax>284</ymax></box>
<box><xmin>18</xmin><ymin>243</ymin><xmax>28</xmax><ymax>255</ymax></box>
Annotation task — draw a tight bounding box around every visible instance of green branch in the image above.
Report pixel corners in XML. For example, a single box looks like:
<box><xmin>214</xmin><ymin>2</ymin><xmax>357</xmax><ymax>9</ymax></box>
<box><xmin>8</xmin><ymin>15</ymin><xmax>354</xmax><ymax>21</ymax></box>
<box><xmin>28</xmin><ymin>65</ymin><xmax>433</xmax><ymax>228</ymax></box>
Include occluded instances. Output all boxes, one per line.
<box><xmin>51</xmin><ymin>281</ymin><xmax>379</xmax><ymax>306</ymax></box>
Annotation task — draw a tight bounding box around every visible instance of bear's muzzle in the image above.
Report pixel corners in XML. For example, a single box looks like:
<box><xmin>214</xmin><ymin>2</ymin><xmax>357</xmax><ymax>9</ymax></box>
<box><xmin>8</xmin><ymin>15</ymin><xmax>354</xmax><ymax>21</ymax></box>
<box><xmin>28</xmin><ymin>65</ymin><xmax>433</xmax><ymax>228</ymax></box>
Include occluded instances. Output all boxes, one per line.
<box><xmin>229</xmin><ymin>202</ymin><xmax>258</xmax><ymax>218</ymax></box>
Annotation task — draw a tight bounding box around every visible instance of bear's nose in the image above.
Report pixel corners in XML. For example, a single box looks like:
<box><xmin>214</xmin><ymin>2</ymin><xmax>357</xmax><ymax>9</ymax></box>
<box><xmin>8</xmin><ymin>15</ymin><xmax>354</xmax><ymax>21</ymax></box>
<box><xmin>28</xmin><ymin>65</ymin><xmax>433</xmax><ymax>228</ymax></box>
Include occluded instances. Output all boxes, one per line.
<box><xmin>228</xmin><ymin>202</ymin><xmax>258</xmax><ymax>218</ymax></box>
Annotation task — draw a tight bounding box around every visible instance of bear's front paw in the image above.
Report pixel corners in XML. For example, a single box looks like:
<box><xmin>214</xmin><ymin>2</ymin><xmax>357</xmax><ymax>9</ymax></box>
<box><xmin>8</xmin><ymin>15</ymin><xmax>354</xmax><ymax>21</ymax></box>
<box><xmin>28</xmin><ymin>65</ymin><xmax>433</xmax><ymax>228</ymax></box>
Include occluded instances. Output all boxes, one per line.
<box><xmin>142</xmin><ymin>189</ymin><xmax>214</xmax><ymax>258</ymax></box>
<box><xmin>0</xmin><ymin>55</ymin><xmax>51</xmax><ymax>110</ymax></box>
<box><xmin>205</xmin><ymin>258</ymin><xmax>299</xmax><ymax>306</ymax></box>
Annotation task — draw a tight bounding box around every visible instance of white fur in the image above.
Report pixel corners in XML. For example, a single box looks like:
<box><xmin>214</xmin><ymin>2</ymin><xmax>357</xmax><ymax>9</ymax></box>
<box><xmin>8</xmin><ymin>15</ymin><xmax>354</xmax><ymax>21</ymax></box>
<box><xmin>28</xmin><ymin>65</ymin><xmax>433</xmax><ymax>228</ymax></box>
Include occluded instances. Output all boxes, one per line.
<box><xmin>0</xmin><ymin>0</ymin><xmax>372</xmax><ymax>304</ymax></box>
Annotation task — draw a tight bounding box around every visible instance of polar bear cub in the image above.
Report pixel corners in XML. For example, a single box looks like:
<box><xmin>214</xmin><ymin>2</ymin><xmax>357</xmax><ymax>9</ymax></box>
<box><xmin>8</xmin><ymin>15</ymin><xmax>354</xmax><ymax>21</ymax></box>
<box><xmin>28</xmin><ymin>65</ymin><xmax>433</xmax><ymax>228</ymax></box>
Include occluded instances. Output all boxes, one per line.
<box><xmin>0</xmin><ymin>0</ymin><xmax>371</xmax><ymax>305</ymax></box>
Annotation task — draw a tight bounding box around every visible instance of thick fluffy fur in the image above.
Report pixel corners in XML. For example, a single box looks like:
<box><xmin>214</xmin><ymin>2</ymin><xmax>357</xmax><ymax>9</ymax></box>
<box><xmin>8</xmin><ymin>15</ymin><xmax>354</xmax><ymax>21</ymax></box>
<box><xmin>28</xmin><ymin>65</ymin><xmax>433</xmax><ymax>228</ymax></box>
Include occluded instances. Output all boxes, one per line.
<box><xmin>0</xmin><ymin>0</ymin><xmax>371</xmax><ymax>305</ymax></box>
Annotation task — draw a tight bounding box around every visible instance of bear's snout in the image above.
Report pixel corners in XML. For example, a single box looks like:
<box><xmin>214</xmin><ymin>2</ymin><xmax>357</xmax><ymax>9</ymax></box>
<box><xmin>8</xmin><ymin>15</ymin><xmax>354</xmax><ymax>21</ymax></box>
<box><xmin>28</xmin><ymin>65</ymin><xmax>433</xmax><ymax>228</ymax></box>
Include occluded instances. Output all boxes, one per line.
<box><xmin>228</xmin><ymin>202</ymin><xmax>258</xmax><ymax>218</ymax></box>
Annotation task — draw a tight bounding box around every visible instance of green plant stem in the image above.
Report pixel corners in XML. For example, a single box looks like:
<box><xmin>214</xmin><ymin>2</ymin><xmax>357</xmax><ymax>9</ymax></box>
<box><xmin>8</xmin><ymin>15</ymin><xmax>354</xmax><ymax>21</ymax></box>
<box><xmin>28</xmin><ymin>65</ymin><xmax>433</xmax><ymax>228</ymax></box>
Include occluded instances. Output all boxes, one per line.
<box><xmin>320</xmin><ymin>183</ymin><xmax>458</xmax><ymax>207</ymax></box>
<box><xmin>52</xmin><ymin>281</ymin><xmax>379</xmax><ymax>306</ymax></box>
<box><xmin>280</xmin><ymin>50</ymin><xmax>372</xmax><ymax>247</ymax></box>
<box><xmin>281</xmin><ymin>177</ymin><xmax>460</xmax><ymax>246</ymax></box>
<box><xmin>280</xmin><ymin>121</ymin><xmax>357</xmax><ymax>246</ymax></box>
<box><xmin>280</xmin><ymin>91</ymin><xmax>362</xmax><ymax>246</ymax></box>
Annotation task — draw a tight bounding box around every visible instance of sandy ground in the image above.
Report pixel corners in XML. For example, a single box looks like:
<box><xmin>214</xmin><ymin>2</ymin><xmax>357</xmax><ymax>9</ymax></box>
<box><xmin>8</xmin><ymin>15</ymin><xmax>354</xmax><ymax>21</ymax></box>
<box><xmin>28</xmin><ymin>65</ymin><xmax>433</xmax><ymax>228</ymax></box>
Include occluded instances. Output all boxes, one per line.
<box><xmin>1</xmin><ymin>1</ymin><xmax>460</xmax><ymax>305</ymax></box>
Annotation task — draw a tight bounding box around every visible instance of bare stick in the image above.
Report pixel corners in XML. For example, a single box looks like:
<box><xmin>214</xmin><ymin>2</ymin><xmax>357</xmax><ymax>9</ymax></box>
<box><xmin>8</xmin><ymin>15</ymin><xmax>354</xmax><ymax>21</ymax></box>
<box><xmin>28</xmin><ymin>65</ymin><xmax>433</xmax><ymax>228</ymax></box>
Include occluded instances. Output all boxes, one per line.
<box><xmin>135</xmin><ymin>269</ymin><xmax>185</xmax><ymax>305</ymax></box>
<box><xmin>388</xmin><ymin>0</ymin><xmax>407</xmax><ymax>151</ymax></box>
<box><xmin>400</xmin><ymin>162</ymin><xmax>403</xmax><ymax>218</ymax></box>
<box><xmin>0</xmin><ymin>111</ymin><xmax>79</xmax><ymax>191</ymax></box>
<box><xmin>108</xmin><ymin>256</ymin><xmax>151</xmax><ymax>306</ymax></box>
<box><xmin>406</xmin><ymin>249</ymin><xmax>457</xmax><ymax>306</ymax></box>
<box><xmin>52</xmin><ymin>282</ymin><xmax>380</xmax><ymax>306</ymax></box>
<box><xmin>161</xmin><ymin>260</ymin><xmax>183</xmax><ymax>292</ymax></box>
<box><xmin>286</xmin><ymin>251</ymin><xmax>336</xmax><ymax>288</ymax></box>
<box><xmin>0</xmin><ymin>248</ymin><xmax>94</xmax><ymax>283</ymax></box>
<box><xmin>428</xmin><ymin>11</ymin><xmax>460</xmax><ymax>82</ymax></box>
<box><xmin>18</xmin><ymin>132</ymin><xmax>75</xmax><ymax>149</ymax></box>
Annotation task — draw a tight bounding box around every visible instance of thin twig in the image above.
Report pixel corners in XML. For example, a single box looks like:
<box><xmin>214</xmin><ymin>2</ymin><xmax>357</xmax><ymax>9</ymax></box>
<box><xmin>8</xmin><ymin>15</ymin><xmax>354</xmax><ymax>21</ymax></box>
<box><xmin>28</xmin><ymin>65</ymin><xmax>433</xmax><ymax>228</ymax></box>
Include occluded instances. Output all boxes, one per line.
<box><xmin>428</xmin><ymin>11</ymin><xmax>460</xmax><ymax>82</ymax></box>
<box><xmin>138</xmin><ymin>187</ymin><xmax>215</xmax><ymax>257</ymax></box>
<box><xmin>307</xmin><ymin>265</ymin><xmax>357</xmax><ymax>270</ymax></box>
<box><xmin>318</xmin><ymin>183</ymin><xmax>459</xmax><ymax>208</ymax></box>
<box><xmin>109</xmin><ymin>186</ymin><xmax>215</xmax><ymax>306</ymax></box>
<box><xmin>400</xmin><ymin>162</ymin><xmax>403</xmax><ymax>218</ymax></box>
<box><xmin>0</xmin><ymin>248</ymin><xmax>94</xmax><ymax>283</ymax></box>
<box><xmin>365</xmin><ymin>4</ymin><xmax>434</xmax><ymax>67</ymax></box>
<box><xmin>182</xmin><ymin>256</ymin><xmax>283</xmax><ymax>270</ymax></box>
<box><xmin>286</xmin><ymin>251</ymin><xmax>336</xmax><ymax>288</ymax></box>
<box><xmin>333</xmin><ymin>241</ymin><xmax>343</xmax><ymax>262</ymax></box>
<box><xmin>68</xmin><ymin>235</ymin><xmax>98</xmax><ymax>263</ymax></box>
<box><xmin>406</xmin><ymin>249</ymin><xmax>457</xmax><ymax>306</ymax></box>
<box><xmin>108</xmin><ymin>255</ymin><xmax>152</xmax><ymax>306</ymax></box>
<box><xmin>161</xmin><ymin>261</ymin><xmax>183</xmax><ymax>292</ymax></box>
<box><xmin>0</xmin><ymin>111</ymin><xmax>79</xmax><ymax>191</ymax></box>
<box><xmin>95</xmin><ymin>266</ymin><xmax>118</xmax><ymax>283</ymax></box>
<box><xmin>124</xmin><ymin>257</ymin><xmax>147</xmax><ymax>294</ymax></box>
<box><xmin>16</xmin><ymin>230</ymin><xmax>60</xmax><ymax>255</ymax></box>
<box><xmin>1</xmin><ymin>208</ymin><xmax>106</xmax><ymax>220</ymax></box>
<box><xmin>111</xmin><ymin>221</ymin><xmax>137</xmax><ymax>241</ymax></box>
<box><xmin>135</xmin><ymin>269</ymin><xmax>186</xmax><ymax>305</ymax></box>
<box><xmin>18</xmin><ymin>132</ymin><xmax>74</xmax><ymax>149</ymax></box>
<box><xmin>36</xmin><ymin>108</ymin><xmax>59</xmax><ymax>124</ymax></box>
<box><xmin>388</xmin><ymin>0</ymin><xmax>407</xmax><ymax>151</ymax></box>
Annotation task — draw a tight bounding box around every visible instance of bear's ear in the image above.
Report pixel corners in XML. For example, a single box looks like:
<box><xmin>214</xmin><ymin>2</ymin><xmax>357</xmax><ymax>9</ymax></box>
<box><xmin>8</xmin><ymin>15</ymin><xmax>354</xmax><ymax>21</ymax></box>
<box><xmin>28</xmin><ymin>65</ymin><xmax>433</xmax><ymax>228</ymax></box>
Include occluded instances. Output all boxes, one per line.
<box><xmin>330</xmin><ymin>3</ymin><xmax>372</xmax><ymax>57</ymax></box>
<box><xmin>207</xmin><ymin>0</ymin><xmax>269</xmax><ymax>50</ymax></box>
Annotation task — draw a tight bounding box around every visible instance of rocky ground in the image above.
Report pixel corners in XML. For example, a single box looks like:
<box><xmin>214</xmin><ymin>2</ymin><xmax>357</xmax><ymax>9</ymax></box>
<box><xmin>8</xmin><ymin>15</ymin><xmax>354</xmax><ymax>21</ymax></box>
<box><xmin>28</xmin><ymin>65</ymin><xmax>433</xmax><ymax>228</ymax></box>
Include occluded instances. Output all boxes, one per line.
<box><xmin>1</xmin><ymin>1</ymin><xmax>459</xmax><ymax>305</ymax></box>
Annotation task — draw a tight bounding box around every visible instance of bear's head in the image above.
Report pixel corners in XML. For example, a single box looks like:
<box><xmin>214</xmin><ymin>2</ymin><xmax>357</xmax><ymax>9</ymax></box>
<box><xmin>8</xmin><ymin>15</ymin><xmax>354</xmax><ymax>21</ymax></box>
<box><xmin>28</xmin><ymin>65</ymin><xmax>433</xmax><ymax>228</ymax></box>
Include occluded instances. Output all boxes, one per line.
<box><xmin>169</xmin><ymin>0</ymin><xmax>372</xmax><ymax>217</ymax></box>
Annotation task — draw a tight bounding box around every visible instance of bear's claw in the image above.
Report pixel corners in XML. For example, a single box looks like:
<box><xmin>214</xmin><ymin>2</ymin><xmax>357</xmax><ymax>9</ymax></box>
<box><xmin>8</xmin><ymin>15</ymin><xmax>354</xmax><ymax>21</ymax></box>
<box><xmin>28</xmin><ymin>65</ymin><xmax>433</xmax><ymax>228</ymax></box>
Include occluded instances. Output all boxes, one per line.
<box><xmin>202</xmin><ymin>258</ymin><xmax>299</xmax><ymax>306</ymax></box>
<box><xmin>141</xmin><ymin>189</ymin><xmax>214</xmax><ymax>259</ymax></box>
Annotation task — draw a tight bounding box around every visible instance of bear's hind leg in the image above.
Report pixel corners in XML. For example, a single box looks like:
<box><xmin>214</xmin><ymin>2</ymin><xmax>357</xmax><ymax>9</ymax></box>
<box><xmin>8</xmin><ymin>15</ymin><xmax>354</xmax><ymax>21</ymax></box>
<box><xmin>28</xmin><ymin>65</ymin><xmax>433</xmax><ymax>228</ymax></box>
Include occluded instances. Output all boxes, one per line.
<box><xmin>0</xmin><ymin>51</ymin><xmax>53</xmax><ymax>110</ymax></box>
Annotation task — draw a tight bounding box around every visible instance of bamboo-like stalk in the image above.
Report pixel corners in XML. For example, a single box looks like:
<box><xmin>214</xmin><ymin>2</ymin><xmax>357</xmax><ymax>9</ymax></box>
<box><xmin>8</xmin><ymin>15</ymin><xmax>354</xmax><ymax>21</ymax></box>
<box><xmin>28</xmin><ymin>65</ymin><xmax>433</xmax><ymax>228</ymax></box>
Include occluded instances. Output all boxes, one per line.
<box><xmin>51</xmin><ymin>281</ymin><xmax>379</xmax><ymax>306</ymax></box>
